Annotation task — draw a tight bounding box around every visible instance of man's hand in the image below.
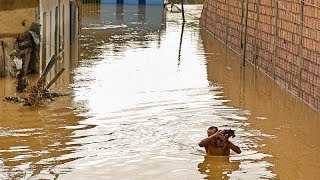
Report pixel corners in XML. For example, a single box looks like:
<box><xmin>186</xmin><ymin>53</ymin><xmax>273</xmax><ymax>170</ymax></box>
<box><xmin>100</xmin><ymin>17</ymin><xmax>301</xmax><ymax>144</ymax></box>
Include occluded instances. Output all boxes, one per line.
<box><xmin>212</xmin><ymin>132</ymin><xmax>223</xmax><ymax>139</ymax></box>
<box><xmin>221</xmin><ymin>134</ymin><xmax>230</xmax><ymax>142</ymax></box>
<box><xmin>199</xmin><ymin>132</ymin><xmax>222</xmax><ymax>147</ymax></box>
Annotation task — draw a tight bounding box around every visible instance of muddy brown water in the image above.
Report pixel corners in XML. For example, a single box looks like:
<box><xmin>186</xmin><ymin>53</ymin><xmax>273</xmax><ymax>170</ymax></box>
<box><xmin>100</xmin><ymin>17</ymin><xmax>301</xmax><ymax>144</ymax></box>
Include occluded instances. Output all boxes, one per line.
<box><xmin>0</xmin><ymin>4</ymin><xmax>319</xmax><ymax>180</ymax></box>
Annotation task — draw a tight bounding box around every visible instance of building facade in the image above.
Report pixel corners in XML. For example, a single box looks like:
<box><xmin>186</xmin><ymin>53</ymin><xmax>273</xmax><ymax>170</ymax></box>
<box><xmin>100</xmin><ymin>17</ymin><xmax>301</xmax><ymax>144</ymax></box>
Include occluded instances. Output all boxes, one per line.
<box><xmin>39</xmin><ymin>0</ymin><xmax>80</xmax><ymax>72</ymax></box>
<box><xmin>0</xmin><ymin>0</ymin><xmax>80</xmax><ymax>77</ymax></box>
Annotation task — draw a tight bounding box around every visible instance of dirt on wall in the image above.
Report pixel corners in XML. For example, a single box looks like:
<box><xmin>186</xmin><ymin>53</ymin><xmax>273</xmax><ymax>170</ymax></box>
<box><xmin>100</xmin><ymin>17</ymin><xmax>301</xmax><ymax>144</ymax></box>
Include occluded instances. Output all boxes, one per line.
<box><xmin>200</xmin><ymin>0</ymin><xmax>320</xmax><ymax>111</ymax></box>
<box><xmin>0</xmin><ymin>0</ymin><xmax>38</xmax><ymax>11</ymax></box>
<box><xmin>0</xmin><ymin>0</ymin><xmax>38</xmax><ymax>37</ymax></box>
<box><xmin>0</xmin><ymin>8</ymin><xmax>38</xmax><ymax>38</ymax></box>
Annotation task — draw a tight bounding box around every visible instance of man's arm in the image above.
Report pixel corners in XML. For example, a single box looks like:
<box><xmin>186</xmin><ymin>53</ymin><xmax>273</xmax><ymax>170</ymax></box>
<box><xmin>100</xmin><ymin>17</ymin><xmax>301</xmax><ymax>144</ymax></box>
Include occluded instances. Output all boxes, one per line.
<box><xmin>221</xmin><ymin>135</ymin><xmax>241</xmax><ymax>154</ymax></box>
<box><xmin>227</xmin><ymin>141</ymin><xmax>241</xmax><ymax>154</ymax></box>
<box><xmin>199</xmin><ymin>133</ymin><xmax>220</xmax><ymax>147</ymax></box>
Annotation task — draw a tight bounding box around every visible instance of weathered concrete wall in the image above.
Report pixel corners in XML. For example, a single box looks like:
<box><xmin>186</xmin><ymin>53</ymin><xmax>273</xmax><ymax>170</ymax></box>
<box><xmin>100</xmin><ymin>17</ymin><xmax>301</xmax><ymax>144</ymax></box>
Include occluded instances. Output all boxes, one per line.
<box><xmin>200</xmin><ymin>0</ymin><xmax>320</xmax><ymax>111</ymax></box>
<box><xmin>0</xmin><ymin>0</ymin><xmax>80</xmax><ymax>77</ymax></box>
<box><xmin>0</xmin><ymin>0</ymin><xmax>38</xmax><ymax>11</ymax></box>
<box><xmin>40</xmin><ymin>0</ymin><xmax>60</xmax><ymax>71</ymax></box>
<box><xmin>39</xmin><ymin>0</ymin><xmax>80</xmax><ymax>73</ymax></box>
<box><xmin>0</xmin><ymin>38</ymin><xmax>16</xmax><ymax>77</ymax></box>
<box><xmin>0</xmin><ymin>6</ymin><xmax>38</xmax><ymax>37</ymax></box>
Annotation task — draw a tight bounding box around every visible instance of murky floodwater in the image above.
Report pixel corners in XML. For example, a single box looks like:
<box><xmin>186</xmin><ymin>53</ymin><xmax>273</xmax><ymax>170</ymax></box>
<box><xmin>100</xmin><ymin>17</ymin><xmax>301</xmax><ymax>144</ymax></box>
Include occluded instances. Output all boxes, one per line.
<box><xmin>0</xmin><ymin>4</ymin><xmax>319</xmax><ymax>180</ymax></box>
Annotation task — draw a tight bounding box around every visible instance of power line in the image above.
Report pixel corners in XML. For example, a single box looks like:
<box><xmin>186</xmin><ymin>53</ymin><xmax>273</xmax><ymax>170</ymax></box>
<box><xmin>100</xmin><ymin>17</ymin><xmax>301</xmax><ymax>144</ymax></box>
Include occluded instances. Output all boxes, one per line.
<box><xmin>301</xmin><ymin>0</ymin><xmax>320</xmax><ymax>9</ymax></box>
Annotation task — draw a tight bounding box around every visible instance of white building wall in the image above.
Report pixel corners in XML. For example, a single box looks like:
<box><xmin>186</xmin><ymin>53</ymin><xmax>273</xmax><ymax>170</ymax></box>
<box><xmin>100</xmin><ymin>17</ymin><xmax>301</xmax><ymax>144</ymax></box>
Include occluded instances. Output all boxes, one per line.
<box><xmin>60</xmin><ymin>0</ymin><xmax>71</xmax><ymax>51</ymax></box>
<box><xmin>39</xmin><ymin>0</ymin><xmax>75</xmax><ymax>74</ymax></box>
<box><xmin>59</xmin><ymin>0</ymin><xmax>71</xmax><ymax>73</ymax></box>
<box><xmin>40</xmin><ymin>0</ymin><xmax>59</xmax><ymax>72</ymax></box>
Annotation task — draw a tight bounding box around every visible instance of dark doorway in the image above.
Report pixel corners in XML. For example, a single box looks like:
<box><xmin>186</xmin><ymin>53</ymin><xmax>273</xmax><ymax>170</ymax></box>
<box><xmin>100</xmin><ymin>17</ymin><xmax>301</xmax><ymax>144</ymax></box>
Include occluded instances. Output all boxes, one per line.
<box><xmin>55</xmin><ymin>6</ymin><xmax>59</xmax><ymax>55</ymax></box>
<box><xmin>70</xmin><ymin>1</ymin><xmax>77</xmax><ymax>45</ymax></box>
<box><xmin>41</xmin><ymin>12</ymin><xmax>47</xmax><ymax>71</ymax></box>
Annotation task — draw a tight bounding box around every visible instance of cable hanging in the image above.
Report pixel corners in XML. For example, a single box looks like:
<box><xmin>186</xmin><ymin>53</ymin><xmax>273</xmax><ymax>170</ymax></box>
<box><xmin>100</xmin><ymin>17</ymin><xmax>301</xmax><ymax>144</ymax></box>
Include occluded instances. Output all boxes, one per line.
<box><xmin>301</xmin><ymin>0</ymin><xmax>320</xmax><ymax>9</ymax></box>
<box><xmin>275</xmin><ymin>0</ymin><xmax>320</xmax><ymax>34</ymax></box>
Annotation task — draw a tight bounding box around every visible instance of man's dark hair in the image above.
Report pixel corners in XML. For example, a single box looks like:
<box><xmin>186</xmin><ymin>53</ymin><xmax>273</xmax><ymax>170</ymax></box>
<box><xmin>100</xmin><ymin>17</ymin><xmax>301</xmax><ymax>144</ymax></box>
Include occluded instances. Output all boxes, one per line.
<box><xmin>208</xmin><ymin>126</ymin><xmax>218</xmax><ymax>131</ymax></box>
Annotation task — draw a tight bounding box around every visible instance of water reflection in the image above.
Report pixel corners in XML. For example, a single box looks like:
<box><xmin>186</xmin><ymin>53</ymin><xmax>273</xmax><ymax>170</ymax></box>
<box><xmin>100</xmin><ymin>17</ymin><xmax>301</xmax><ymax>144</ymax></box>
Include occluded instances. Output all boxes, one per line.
<box><xmin>198</xmin><ymin>156</ymin><xmax>240</xmax><ymax>179</ymax></box>
<box><xmin>0</xmin><ymin>39</ymin><xmax>83</xmax><ymax>179</ymax></box>
<box><xmin>81</xmin><ymin>4</ymin><xmax>166</xmax><ymax>62</ymax></box>
<box><xmin>202</xmin><ymin>28</ymin><xmax>320</xmax><ymax>179</ymax></box>
<box><xmin>0</xmin><ymin>96</ymin><xmax>87</xmax><ymax>179</ymax></box>
<box><xmin>82</xmin><ymin>4</ymin><xmax>165</xmax><ymax>30</ymax></box>
<box><xmin>177</xmin><ymin>23</ymin><xmax>185</xmax><ymax>67</ymax></box>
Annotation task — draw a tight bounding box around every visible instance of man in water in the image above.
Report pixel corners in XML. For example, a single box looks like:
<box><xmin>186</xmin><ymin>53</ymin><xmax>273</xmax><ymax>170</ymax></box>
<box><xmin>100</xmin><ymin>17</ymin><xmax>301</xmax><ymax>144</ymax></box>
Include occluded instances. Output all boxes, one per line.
<box><xmin>199</xmin><ymin>126</ymin><xmax>241</xmax><ymax>156</ymax></box>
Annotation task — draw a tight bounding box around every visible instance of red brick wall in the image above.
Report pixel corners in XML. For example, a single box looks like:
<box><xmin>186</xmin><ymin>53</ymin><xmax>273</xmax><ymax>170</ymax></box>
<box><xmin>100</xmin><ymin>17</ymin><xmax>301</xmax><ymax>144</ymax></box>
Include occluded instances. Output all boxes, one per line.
<box><xmin>200</xmin><ymin>0</ymin><xmax>320</xmax><ymax>111</ymax></box>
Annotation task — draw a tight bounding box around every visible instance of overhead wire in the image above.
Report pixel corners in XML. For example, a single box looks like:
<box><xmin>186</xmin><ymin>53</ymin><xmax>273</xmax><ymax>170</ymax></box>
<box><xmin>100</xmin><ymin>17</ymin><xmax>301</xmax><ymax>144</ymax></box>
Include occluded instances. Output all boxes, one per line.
<box><xmin>301</xmin><ymin>0</ymin><xmax>320</xmax><ymax>9</ymax></box>
<box><xmin>275</xmin><ymin>0</ymin><xmax>320</xmax><ymax>34</ymax></box>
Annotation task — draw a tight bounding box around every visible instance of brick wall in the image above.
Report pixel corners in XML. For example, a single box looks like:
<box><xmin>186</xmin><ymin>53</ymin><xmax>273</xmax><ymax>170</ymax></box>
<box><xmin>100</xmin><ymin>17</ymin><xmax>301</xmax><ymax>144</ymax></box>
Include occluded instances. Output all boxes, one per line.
<box><xmin>200</xmin><ymin>0</ymin><xmax>320</xmax><ymax>111</ymax></box>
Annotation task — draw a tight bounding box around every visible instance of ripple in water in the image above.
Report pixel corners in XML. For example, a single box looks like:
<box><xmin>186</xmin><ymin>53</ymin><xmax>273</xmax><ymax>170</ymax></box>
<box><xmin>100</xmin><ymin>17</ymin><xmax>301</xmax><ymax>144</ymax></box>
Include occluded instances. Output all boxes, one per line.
<box><xmin>60</xmin><ymin>4</ymin><xmax>276</xmax><ymax>180</ymax></box>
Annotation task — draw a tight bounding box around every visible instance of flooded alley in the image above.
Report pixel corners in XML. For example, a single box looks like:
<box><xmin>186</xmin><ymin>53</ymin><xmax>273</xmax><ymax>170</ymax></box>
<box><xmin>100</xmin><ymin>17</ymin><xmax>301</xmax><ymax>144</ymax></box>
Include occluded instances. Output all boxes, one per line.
<box><xmin>0</xmin><ymin>2</ymin><xmax>319</xmax><ymax>180</ymax></box>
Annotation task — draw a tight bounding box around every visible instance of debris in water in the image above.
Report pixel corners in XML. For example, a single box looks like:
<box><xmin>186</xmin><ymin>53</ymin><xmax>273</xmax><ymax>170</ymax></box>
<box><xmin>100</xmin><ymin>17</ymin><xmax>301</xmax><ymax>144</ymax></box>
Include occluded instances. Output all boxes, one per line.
<box><xmin>4</xmin><ymin>91</ymin><xmax>70</xmax><ymax>106</ymax></box>
<box><xmin>4</xmin><ymin>54</ymin><xmax>68</xmax><ymax>106</ymax></box>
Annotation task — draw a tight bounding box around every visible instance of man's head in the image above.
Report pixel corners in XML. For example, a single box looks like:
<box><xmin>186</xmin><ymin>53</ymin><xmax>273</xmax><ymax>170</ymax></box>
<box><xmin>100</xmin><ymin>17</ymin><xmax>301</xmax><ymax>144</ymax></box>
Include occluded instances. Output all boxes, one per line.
<box><xmin>207</xmin><ymin>126</ymin><xmax>218</xmax><ymax>136</ymax></box>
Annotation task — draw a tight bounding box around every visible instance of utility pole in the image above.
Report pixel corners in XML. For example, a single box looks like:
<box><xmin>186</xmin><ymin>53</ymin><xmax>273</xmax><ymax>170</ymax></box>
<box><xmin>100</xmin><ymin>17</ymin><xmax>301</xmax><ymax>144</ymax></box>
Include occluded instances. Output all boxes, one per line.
<box><xmin>242</xmin><ymin>0</ymin><xmax>249</xmax><ymax>66</ymax></box>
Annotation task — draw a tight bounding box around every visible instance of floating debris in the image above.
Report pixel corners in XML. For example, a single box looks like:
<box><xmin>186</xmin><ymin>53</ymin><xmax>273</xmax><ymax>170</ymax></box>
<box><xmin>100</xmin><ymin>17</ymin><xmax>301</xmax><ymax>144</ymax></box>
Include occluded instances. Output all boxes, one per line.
<box><xmin>4</xmin><ymin>54</ymin><xmax>67</xmax><ymax>106</ymax></box>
